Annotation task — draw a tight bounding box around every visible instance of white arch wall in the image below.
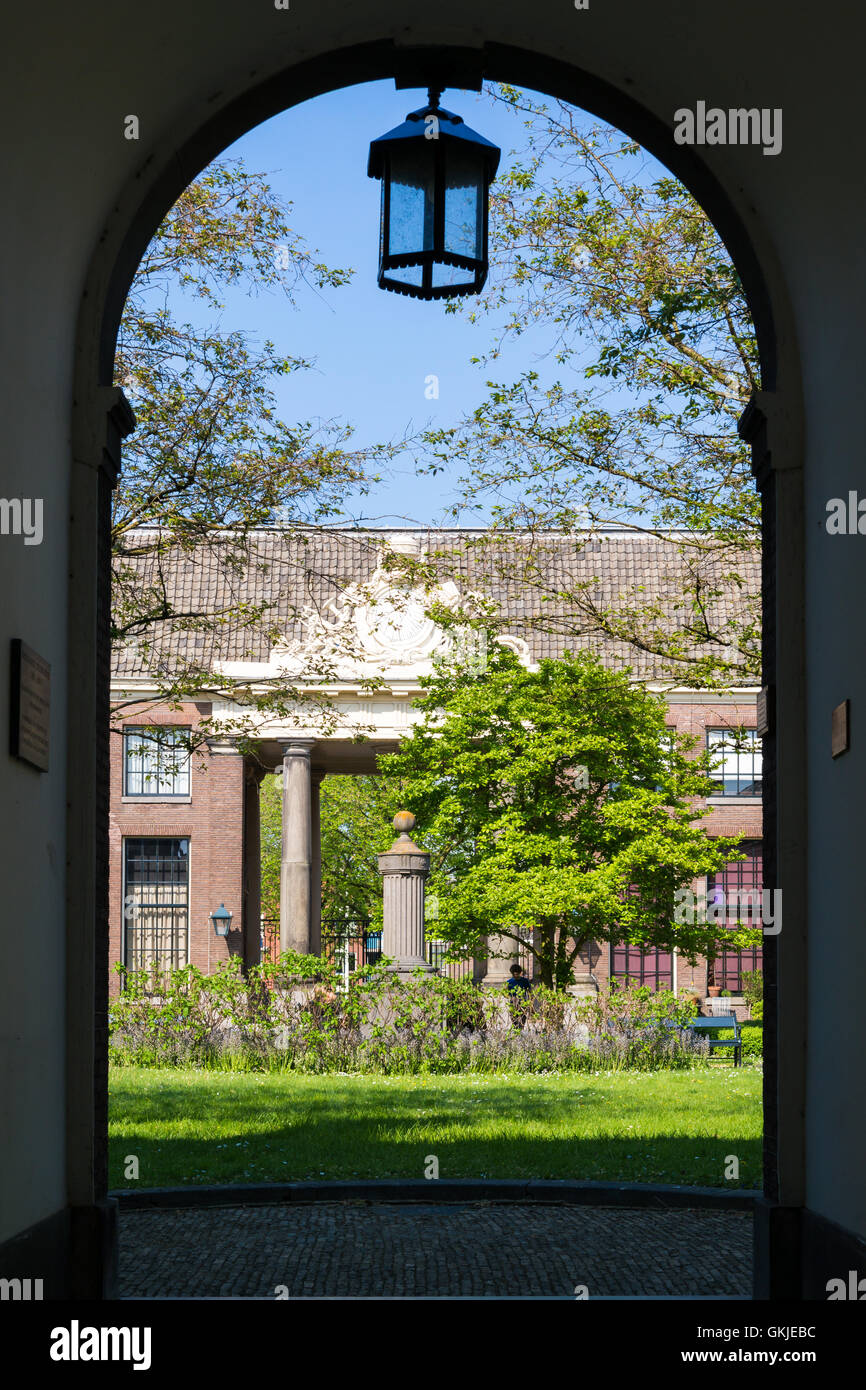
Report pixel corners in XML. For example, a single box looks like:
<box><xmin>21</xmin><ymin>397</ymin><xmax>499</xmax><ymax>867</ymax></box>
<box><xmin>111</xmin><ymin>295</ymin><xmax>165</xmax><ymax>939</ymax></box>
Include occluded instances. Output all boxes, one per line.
<box><xmin>0</xmin><ymin>0</ymin><xmax>862</xmax><ymax>1293</ymax></box>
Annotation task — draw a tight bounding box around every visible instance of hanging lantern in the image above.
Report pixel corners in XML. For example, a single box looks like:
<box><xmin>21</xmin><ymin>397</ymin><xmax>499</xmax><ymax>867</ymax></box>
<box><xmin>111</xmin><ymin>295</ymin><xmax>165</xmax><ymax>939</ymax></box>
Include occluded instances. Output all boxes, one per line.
<box><xmin>367</xmin><ymin>88</ymin><xmax>501</xmax><ymax>300</ymax></box>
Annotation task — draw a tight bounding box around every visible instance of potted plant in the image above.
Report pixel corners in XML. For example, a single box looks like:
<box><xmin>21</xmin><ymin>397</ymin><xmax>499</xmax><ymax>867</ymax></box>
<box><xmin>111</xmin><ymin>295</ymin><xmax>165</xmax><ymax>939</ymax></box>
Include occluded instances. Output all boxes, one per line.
<box><xmin>707</xmin><ymin>963</ymin><xmax>721</xmax><ymax>998</ymax></box>
<box><xmin>685</xmin><ymin>989</ymin><xmax>703</xmax><ymax>1017</ymax></box>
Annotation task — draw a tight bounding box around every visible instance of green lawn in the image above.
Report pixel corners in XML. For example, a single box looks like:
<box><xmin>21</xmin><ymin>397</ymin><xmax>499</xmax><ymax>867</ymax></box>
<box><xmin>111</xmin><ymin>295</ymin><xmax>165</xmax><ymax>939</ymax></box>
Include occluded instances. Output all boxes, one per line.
<box><xmin>109</xmin><ymin>1065</ymin><xmax>762</xmax><ymax>1190</ymax></box>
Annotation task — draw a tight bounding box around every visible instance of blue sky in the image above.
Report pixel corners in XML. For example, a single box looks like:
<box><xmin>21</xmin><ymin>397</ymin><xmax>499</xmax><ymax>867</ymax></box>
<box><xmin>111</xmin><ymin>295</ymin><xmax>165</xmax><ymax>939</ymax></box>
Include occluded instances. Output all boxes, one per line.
<box><xmin>172</xmin><ymin>81</ymin><xmax>673</xmax><ymax>527</ymax></box>
<box><xmin>203</xmin><ymin>81</ymin><xmax>582</xmax><ymax>525</ymax></box>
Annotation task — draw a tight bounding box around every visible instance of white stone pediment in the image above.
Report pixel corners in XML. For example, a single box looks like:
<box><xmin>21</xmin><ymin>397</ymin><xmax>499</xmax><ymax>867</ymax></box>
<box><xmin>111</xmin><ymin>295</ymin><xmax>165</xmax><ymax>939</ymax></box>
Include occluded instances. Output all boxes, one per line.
<box><xmin>268</xmin><ymin>567</ymin><xmax>468</xmax><ymax>680</ymax></box>
<box><xmin>214</xmin><ymin>553</ymin><xmax>531</xmax><ymax>691</ymax></box>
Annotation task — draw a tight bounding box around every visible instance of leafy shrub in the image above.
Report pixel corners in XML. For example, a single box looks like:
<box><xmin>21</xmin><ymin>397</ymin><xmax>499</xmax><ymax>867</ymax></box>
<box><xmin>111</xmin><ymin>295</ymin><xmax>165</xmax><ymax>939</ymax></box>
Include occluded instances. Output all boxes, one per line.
<box><xmin>109</xmin><ymin>959</ymin><xmax>710</xmax><ymax>1075</ymax></box>
<box><xmin>739</xmin><ymin>1021</ymin><xmax>763</xmax><ymax>1059</ymax></box>
<box><xmin>741</xmin><ymin>969</ymin><xmax>763</xmax><ymax>1015</ymax></box>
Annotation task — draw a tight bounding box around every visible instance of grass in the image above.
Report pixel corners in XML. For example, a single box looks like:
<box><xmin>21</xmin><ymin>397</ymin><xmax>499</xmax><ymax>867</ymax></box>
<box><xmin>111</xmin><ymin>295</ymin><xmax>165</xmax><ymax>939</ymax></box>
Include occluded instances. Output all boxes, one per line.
<box><xmin>109</xmin><ymin>1064</ymin><xmax>762</xmax><ymax>1190</ymax></box>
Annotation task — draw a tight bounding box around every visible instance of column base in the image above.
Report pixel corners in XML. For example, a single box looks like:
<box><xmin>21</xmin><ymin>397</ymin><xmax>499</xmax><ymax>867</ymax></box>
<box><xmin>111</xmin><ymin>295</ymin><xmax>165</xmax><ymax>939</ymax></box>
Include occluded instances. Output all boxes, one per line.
<box><xmin>386</xmin><ymin>959</ymin><xmax>437</xmax><ymax>978</ymax></box>
<box><xmin>480</xmin><ymin>969</ymin><xmax>513</xmax><ymax>988</ymax></box>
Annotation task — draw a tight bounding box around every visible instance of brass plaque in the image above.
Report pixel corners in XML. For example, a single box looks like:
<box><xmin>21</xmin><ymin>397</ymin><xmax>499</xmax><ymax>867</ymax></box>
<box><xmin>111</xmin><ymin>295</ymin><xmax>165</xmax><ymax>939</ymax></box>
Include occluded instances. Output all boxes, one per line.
<box><xmin>831</xmin><ymin>699</ymin><xmax>850</xmax><ymax>759</ymax></box>
<box><xmin>10</xmin><ymin>639</ymin><xmax>50</xmax><ymax>772</ymax></box>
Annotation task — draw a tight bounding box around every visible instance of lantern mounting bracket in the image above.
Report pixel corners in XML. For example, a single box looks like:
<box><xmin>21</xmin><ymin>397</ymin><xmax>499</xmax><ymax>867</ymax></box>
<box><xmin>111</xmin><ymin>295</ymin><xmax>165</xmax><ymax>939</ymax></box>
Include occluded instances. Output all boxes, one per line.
<box><xmin>392</xmin><ymin>56</ymin><xmax>485</xmax><ymax>96</ymax></box>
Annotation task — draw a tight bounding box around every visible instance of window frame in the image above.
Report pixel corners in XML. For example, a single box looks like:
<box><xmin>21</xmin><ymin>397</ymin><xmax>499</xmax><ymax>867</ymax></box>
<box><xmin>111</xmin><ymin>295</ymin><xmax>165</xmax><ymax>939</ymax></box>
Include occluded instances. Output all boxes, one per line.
<box><xmin>123</xmin><ymin>724</ymin><xmax>192</xmax><ymax>799</ymax></box>
<box><xmin>708</xmin><ymin>840</ymin><xmax>764</xmax><ymax>993</ymax></box>
<box><xmin>705</xmin><ymin>726</ymin><xmax>763</xmax><ymax>799</ymax></box>
<box><xmin>122</xmin><ymin>836</ymin><xmax>190</xmax><ymax>973</ymax></box>
<box><xmin>610</xmin><ymin>942</ymin><xmax>674</xmax><ymax>992</ymax></box>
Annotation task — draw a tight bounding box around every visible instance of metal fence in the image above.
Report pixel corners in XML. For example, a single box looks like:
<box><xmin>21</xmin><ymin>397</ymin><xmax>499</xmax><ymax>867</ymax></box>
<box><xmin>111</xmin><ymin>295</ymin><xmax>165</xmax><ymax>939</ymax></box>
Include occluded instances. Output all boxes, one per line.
<box><xmin>259</xmin><ymin>918</ymin><xmax>475</xmax><ymax>981</ymax></box>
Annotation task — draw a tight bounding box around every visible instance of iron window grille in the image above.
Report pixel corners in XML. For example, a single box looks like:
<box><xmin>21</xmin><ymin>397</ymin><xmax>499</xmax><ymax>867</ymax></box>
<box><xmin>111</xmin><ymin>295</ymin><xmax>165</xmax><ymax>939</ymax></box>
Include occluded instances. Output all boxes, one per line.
<box><xmin>123</xmin><ymin>837</ymin><xmax>190</xmax><ymax>973</ymax></box>
<box><xmin>611</xmin><ymin>944</ymin><xmax>674</xmax><ymax>991</ymax></box>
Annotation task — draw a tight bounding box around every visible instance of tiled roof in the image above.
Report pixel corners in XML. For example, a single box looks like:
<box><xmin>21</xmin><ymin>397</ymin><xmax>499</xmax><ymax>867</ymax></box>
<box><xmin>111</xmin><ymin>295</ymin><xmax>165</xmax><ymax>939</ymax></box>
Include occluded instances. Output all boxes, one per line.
<box><xmin>111</xmin><ymin>528</ymin><xmax>760</xmax><ymax>682</ymax></box>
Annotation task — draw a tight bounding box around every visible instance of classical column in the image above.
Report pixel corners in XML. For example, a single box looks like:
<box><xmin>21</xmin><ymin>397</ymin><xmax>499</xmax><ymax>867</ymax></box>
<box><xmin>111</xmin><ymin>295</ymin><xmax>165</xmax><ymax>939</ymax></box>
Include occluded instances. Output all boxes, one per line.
<box><xmin>310</xmin><ymin>770</ymin><xmax>325</xmax><ymax>956</ymax></box>
<box><xmin>378</xmin><ymin>811</ymin><xmax>435</xmax><ymax>977</ymax></box>
<box><xmin>280</xmin><ymin>741</ymin><xmax>315</xmax><ymax>955</ymax></box>
<box><xmin>242</xmin><ymin>761</ymin><xmax>267</xmax><ymax>969</ymax></box>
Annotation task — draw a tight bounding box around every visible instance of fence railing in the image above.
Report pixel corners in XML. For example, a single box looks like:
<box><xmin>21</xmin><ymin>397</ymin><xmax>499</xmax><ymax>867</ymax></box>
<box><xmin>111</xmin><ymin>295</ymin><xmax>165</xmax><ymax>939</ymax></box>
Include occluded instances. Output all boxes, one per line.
<box><xmin>259</xmin><ymin>918</ymin><xmax>475</xmax><ymax>980</ymax></box>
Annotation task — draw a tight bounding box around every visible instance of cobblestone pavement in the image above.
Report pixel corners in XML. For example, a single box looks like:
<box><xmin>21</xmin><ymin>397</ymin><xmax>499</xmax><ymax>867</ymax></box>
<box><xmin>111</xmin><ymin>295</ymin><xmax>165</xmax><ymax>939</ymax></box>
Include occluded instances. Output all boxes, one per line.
<box><xmin>119</xmin><ymin>1202</ymin><xmax>752</xmax><ymax>1298</ymax></box>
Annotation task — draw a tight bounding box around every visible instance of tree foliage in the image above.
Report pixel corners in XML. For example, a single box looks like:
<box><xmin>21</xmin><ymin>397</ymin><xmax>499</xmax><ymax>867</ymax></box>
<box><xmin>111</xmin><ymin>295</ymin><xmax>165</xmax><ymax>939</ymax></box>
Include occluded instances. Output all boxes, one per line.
<box><xmin>381</xmin><ymin>644</ymin><xmax>756</xmax><ymax>987</ymax></box>
<box><xmin>420</xmin><ymin>88</ymin><xmax>761</xmax><ymax>687</ymax></box>
<box><xmin>112</xmin><ymin>159</ymin><xmax>392</xmax><ymax>743</ymax></box>
<box><xmin>260</xmin><ymin>771</ymin><xmax>411</xmax><ymax>926</ymax></box>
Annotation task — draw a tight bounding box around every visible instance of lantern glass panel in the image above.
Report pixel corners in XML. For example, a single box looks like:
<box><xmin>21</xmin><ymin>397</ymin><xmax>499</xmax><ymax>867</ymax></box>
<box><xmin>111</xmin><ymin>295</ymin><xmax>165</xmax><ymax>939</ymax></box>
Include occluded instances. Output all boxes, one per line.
<box><xmin>431</xmin><ymin>262</ymin><xmax>475</xmax><ymax>291</ymax></box>
<box><xmin>386</xmin><ymin>263</ymin><xmax>426</xmax><ymax>290</ymax></box>
<box><xmin>444</xmin><ymin>145</ymin><xmax>484</xmax><ymax>261</ymax></box>
<box><xmin>386</xmin><ymin>146</ymin><xmax>434</xmax><ymax>258</ymax></box>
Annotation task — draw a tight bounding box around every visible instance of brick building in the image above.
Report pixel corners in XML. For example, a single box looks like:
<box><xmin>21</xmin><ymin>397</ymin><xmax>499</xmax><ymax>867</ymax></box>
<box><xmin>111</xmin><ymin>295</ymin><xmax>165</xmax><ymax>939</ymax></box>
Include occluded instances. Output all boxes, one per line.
<box><xmin>109</xmin><ymin>528</ymin><xmax>762</xmax><ymax>1003</ymax></box>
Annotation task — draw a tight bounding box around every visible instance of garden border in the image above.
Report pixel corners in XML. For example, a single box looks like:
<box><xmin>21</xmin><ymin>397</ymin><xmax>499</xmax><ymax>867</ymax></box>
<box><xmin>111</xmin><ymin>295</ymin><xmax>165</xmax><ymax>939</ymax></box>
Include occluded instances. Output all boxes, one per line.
<box><xmin>114</xmin><ymin>1178</ymin><xmax>759</xmax><ymax>1210</ymax></box>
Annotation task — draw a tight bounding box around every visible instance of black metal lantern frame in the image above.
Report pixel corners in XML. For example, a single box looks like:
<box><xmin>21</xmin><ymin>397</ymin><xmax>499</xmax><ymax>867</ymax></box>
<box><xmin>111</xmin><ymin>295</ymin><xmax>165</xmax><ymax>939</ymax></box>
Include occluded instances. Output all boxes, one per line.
<box><xmin>367</xmin><ymin>88</ymin><xmax>501</xmax><ymax>301</ymax></box>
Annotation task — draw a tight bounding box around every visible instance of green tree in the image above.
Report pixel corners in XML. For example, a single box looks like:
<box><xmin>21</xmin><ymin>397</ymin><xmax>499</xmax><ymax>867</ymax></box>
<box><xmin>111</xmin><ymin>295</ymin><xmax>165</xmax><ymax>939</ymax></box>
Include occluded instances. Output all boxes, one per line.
<box><xmin>260</xmin><ymin>772</ymin><xmax>283</xmax><ymax>922</ymax></box>
<box><xmin>381</xmin><ymin>642</ymin><xmax>756</xmax><ymax>987</ymax></box>
<box><xmin>112</xmin><ymin>158</ymin><xmax>392</xmax><ymax>747</ymax></box>
<box><xmin>420</xmin><ymin>88</ymin><xmax>760</xmax><ymax>688</ymax></box>
<box><xmin>260</xmin><ymin>772</ymin><xmax>411</xmax><ymax>927</ymax></box>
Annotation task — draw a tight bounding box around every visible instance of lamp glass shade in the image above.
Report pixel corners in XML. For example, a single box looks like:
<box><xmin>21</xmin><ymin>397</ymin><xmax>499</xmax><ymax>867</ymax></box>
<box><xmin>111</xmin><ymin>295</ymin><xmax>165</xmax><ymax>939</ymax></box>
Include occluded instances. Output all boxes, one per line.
<box><xmin>210</xmin><ymin>903</ymin><xmax>233</xmax><ymax>937</ymax></box>
<box><xmin>368</xmin><ymin>98</ymin><xmax>500</xmax><ymax>301</ymax></box>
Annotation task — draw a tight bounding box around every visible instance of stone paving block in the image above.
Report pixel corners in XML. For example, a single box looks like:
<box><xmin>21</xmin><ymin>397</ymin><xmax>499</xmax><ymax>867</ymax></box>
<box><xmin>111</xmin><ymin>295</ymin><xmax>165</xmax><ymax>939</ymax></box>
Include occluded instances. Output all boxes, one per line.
<box><xmin>118</xmin><ymin>1202</ymin><xmax>752</xmax><ymax>1299</ymax></box>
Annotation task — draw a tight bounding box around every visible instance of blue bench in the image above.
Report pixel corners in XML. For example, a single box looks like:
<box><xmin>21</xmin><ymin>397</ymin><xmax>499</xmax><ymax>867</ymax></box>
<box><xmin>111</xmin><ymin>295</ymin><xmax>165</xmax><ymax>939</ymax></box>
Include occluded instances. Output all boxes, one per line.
<box><xmin>669</xmin><ymin>1013</ymin><xmax>742</xmax><ymax>1066</ymax></box>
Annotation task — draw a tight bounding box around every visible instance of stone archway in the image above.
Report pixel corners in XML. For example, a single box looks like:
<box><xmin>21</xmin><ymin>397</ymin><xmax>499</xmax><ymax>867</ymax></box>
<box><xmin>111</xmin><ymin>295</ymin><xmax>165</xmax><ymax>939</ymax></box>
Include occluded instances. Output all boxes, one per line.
<box><xmin>68</xmin><ymin>32</ymin><xmax>803</xmax><ymax>1300</ymax></box>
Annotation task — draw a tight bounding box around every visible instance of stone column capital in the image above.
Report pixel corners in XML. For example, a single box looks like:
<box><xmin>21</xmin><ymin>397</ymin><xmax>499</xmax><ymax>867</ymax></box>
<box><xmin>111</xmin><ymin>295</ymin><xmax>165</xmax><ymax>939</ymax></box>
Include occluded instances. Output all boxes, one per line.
<box><xmin>281</xmin><ymin>739</ymin><xmax>316</xmax><ymax>759</ymax></box>
<box><xmin>377</xmin><ymin>850</ymin><xmax>430</xmax><ymax>876</ymax></box>
<box><xmin>73</xmin><ymin>384</ymin><xmax>136</xmax><ymax>486</ymax></box>
<box><xmin>738</xmin><ymin>389</ymin><xmax>803</xmax><ymax>487</ymax></box>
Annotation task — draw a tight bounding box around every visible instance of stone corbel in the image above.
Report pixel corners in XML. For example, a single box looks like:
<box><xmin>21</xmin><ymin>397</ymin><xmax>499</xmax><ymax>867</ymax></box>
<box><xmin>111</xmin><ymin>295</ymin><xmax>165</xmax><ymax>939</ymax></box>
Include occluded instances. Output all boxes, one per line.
<box><xmin>738</xmin><ymin>389</ymin><xmax>803</xmax><ymax>488</ymax></box>
<box><xmin>73</xmin><ymin>385</ymin><xmax>136</xmax><ymax>486</ymax></box>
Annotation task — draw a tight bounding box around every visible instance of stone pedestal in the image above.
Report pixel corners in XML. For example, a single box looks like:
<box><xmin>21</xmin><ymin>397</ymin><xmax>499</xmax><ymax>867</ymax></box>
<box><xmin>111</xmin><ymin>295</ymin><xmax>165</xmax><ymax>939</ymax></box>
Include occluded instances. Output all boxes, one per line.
<box><xmin>481</xmin><ymin>933</ymin><xmax>520</xmax><ymax>987</ymax></box>
<box><xmin>377</xmin><ymin>812</ymin><xmax>435</xmax><ymax>977</ymax></box>
<box><xmin>566</xmin><ymin>974</ymin><xmax>599</xmax><ymax>999</ymax></box>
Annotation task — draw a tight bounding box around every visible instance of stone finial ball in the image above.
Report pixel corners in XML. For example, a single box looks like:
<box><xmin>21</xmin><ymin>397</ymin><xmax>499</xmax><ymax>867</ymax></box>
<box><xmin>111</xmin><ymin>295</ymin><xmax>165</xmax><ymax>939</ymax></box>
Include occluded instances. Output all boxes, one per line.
<box><xmin>393</xmin><ymin>810</ymin><xmax>416</xmax><ymax>833</ymax></box>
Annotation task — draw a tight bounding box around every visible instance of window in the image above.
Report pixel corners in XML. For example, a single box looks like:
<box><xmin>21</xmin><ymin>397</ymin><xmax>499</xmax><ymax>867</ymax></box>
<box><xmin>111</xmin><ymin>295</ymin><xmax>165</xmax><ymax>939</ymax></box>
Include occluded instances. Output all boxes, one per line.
<box><xmin>124</xmin><ymin>726</ymin><xmax>191</xmax><ymax>797</ymax></box>
<box><xmin>123</xmin><ymin>837</ymin><xmax>189</xmax><ymax>971</ymax></box>
<box><xmin>706</xmin><ymin>727</ymin><xmax>762</xmax><ymax>797</ymax></box>
<box><xmin>708</xmin><ymin>841</ymin><xmax>764</xmax><ymax>992</ymax></box>
<box><xmin>611</xmin><ymin>944</ymin><xmax>673</xmax><ymax>991</ymax></box>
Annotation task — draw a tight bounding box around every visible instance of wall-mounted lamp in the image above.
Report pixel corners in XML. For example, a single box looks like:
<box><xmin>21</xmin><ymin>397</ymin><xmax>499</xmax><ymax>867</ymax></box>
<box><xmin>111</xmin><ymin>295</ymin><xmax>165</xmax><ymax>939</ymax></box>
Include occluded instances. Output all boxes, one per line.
<box><xmin>210</xmin><ymin>902</ymin><xmax>233</xmax><ymax>937</ymax></box>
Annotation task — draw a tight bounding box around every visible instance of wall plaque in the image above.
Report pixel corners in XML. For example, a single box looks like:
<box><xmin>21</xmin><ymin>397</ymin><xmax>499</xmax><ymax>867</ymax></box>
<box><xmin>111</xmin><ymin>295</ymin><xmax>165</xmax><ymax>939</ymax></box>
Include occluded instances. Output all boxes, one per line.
<box><xmin>756</xmin><ymin>685</ymin><xmax>772</xmax><ymax>737</ymax></box>
<box><xmin>10</xmin><ymin>639</ymin><xmax>50</xmax><ymax>772</ymax></box>
<box><xmin>831</xmin><ymin>699</ymin><xmax>850</xmax><ymax>759</ymax></box>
